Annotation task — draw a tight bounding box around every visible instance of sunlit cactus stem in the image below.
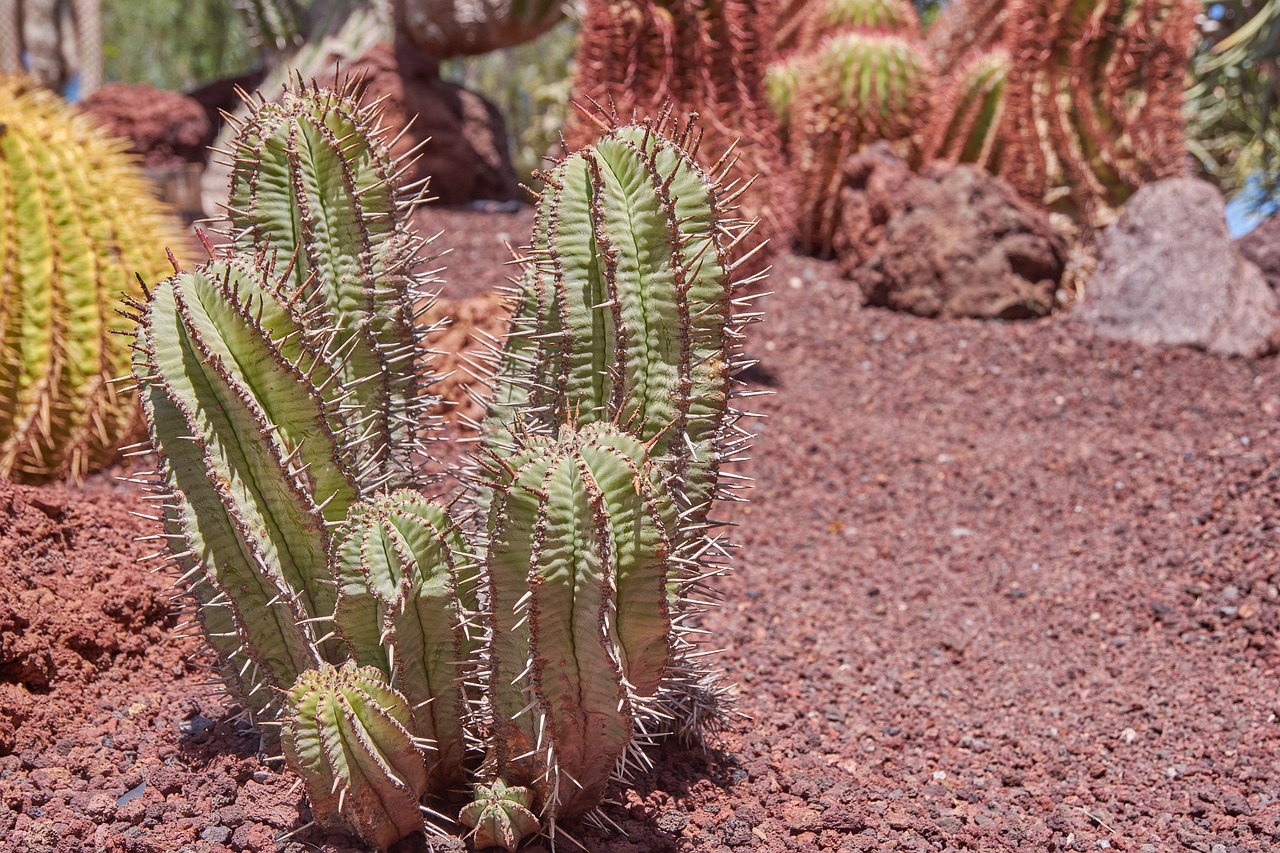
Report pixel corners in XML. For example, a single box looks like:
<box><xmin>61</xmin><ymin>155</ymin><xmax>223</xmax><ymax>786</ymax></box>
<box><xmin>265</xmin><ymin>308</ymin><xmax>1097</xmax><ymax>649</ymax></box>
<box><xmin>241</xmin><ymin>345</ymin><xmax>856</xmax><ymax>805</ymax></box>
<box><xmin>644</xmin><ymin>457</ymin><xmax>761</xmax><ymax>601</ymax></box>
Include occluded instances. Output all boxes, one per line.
<box><xmin>128</xmin><ymin>255</ymin><xmax>361</xmax><ymax>720</ymax></box>
<box><xmin>224</xmin><ymin>78</ymin><xmax>436</xmax><ymax>488</ymax></box>
<box><xmin>332</xmin><ymin>489</ymin><xmax>479</xmax><ymax>789</ymax></box>
<box><xmin>485</xmin><ymin>117</ymin><xmax>748</xmax><ymax>548</ymax></box>
<box><xmin>480</xmin><ymin>422</ymin><xmax>677</xmax><ymax>820</ymax></box>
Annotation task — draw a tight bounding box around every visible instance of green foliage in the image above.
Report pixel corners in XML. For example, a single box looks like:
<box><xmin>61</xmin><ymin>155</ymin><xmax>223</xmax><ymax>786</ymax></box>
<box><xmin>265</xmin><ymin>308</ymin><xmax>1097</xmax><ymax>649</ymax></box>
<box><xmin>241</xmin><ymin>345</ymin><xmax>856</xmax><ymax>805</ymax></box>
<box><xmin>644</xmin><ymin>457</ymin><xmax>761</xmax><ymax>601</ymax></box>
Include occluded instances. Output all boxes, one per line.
<box><xmin>131</xmin><ymin>83</ymin><xmax>754</xmax><ymax>850</ymax></box>
<box><xmin>0</xmin><ymin>75</ymin><xmax>180</xmax><ymax>482</ymax></box>
<box><xmin>1187</xmin><ymin>0</ymin><xmax>1280</xmax><ymax>204</ymax></box>
<box><xmin>102</xmin><ymin>0</ymin><xmax>255</xmax><ymax>90</ymax></box>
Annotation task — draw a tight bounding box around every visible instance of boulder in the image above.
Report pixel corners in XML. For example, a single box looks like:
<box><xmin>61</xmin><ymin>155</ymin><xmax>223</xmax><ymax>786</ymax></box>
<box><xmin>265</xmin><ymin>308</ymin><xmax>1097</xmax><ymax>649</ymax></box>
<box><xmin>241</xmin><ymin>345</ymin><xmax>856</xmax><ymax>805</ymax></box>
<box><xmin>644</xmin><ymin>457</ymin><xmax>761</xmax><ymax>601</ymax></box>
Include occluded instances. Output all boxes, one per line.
<box><xmin>833</xmin><ymin>143</ymin><xmax>914</xmax><ymax>274</ymax></box>
<box><xmin>79</xmin><ymin>83</ymin><xmax>212</xmax><ymax>167</ymax></box>
<box><xmin>1075</xmin><ymin>178</ymin><xmax>1280</xmax><ymax>358</ymax></box>
<box><xmin>348</xmin><ymin>41</ymin><xmax>519</xmax><ymax>204</ymax></box>
<box><xmin>844</xmin><ymin>157</ymin><xmax>1067</xmax><ymax>319</ymax></box>
<box><xmin>1237</xmin><ymin>213</ymin><xmax>1280</xmax><ymax>293</ymax></box>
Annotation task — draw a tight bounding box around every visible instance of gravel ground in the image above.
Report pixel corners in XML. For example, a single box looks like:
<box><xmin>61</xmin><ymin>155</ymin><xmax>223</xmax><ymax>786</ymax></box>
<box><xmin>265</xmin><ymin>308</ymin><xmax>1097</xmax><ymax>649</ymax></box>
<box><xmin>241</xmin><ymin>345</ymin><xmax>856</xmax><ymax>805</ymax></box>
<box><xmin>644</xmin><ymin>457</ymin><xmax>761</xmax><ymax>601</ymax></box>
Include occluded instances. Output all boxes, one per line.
<box><xmin>2</xmin><ymin>209</ymin><xmax>1278</xmax><ymax>853</ymax></box>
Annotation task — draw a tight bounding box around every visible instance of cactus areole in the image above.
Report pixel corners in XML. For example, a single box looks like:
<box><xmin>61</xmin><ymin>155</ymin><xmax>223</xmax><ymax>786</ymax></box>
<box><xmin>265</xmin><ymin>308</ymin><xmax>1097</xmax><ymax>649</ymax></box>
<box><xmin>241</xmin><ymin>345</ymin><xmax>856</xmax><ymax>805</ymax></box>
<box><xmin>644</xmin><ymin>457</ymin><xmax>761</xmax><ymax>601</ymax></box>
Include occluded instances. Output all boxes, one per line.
<box><xmin>130</xmin><ymin>84</ymin><xmax>757</xmax><ymax>850</ymax></box>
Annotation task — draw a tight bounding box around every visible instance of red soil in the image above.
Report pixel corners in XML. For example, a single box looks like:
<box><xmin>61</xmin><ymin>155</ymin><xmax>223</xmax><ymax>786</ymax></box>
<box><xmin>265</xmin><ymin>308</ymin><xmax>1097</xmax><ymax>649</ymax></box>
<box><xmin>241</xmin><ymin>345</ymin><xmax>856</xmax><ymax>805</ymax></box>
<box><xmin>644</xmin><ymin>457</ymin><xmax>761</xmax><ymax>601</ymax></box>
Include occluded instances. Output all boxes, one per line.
<box><xmin>3</xmin><ymin>208</ymin><xmax>1279</xmax><ymax>852</ymax></box>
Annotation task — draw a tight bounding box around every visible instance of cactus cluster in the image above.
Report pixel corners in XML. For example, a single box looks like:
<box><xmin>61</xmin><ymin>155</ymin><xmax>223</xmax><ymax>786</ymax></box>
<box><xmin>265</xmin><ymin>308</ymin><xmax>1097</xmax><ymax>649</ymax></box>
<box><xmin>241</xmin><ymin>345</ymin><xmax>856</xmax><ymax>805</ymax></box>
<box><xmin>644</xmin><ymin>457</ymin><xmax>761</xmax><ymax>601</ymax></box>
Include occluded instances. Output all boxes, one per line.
<box><xmin>920</xmin><ymin>0</ymin><xmax>1196</xmax><ymax>225</ymax></box>
<box><xmin>131</xmin><ymin>82</ymin><xmax>755</xmax><ymax>852</ymax></box>
<box><xmin>766</xmin><ymin>2</ymin><xmax>932</xmax><ymax>256</ymax></box>
<box><xmin>0</xmin><ymin>74</ymin><xmax>180</xmax><ymax>482</ymax></box>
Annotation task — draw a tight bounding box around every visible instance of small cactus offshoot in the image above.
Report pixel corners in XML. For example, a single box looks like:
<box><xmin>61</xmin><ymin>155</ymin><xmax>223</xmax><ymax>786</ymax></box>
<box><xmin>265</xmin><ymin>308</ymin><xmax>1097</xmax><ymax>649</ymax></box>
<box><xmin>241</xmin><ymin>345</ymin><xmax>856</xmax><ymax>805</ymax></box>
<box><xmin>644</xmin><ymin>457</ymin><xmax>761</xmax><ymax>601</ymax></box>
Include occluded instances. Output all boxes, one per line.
<box><xmin>282</xmin><ymin>663</ymin><xmax>430</xmax><ymax>851</ymax></box>
<box><xmin>459</xmin><ymin>779</ymin><xmax>542</xmax><ymax>853</ymax></box>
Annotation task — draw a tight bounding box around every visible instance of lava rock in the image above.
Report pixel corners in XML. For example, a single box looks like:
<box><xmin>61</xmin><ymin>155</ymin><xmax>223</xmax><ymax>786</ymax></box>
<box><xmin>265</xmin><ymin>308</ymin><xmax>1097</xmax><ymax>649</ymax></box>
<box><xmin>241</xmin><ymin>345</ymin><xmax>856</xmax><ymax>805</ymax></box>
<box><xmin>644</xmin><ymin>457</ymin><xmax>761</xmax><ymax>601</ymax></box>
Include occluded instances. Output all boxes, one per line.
<box><xmin>1075</xmin><ymin>178</ymin><xmax>1280</xmax><ymax>358</ymax></box>
<box><xmin>842</xmin><ymin>156</ymin><xmax>1067</xmax><ymax>319</ymax></box>
<box><xmin>348</xmin><ymin>40</ymin><xmax>519</xmax><ymax>204</ymax></box>
<box><xmin>1237</xmin><ymin>213</ymin><xmax>1280</xmax><ymax>293</ymax></box>
<box><xmin>79</xmin><ymin>83</ymin><xmax>213</xmax><ymax>168</ymax></box>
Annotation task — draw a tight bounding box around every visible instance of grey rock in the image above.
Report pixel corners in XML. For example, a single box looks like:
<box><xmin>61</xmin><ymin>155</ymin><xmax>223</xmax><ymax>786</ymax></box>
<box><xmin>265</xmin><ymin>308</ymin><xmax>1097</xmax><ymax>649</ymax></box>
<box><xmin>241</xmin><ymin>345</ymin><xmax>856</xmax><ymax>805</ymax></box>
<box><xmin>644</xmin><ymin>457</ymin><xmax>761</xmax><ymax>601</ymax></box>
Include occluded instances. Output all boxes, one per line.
<box><xmin>1076</xmin><ymin>178</ymin><xmax>1280</xmax><ymax>357</ymax></box>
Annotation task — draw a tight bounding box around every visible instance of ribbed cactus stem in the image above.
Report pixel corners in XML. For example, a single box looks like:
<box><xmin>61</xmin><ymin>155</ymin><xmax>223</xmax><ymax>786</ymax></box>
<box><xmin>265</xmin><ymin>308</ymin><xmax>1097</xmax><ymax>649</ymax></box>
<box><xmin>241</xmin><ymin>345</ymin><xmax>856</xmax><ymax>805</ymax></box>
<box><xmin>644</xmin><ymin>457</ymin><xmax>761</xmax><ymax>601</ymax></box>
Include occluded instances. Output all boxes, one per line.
<box><xmin>0</xmin><ymin>76</ymin><xmax>179</xmax><ymax>482</ymax></box>
<box><xmin>481</xmin><ymin>422</ymin><xmax>675</xmax><ymax>819</ymax></box>
<box><xmin>487</xmin><ymin>120</ymin><xmax>739</xmax><ymax>544</ymax></box>
<box><xmin>130</xmin><ymin>256</ymin><xmax>360</xmax><ymax>714</ymax></box>
<box><xmin>1000</xmin><ymin>0</ymin><xmax>1196</xmax><ymax>222</ymax></box>
<box><xmin>459</xmin><ymin>779</ymin><xmax>541</xmax><ymax>853</ymax></box>
<box><xmin>225</xmin><ymin>79</ymin><xmax>431</xmax><ymax>487</ymax></box>
<box><xmin>924</xmin><ymin>48</ymin><xmax>1009</xmax><ymax>170</ymax></box>
<box><xmin>332</xmin><ymin>489</ymin><xmax>479</xmax><ymax>788</ymax></box>
<box><xmin>780</xmin><ymin>31</ymin><xmax>932</xmax><ymax>255</ymax></box>
<box><xmin>775</xmin><ymin>0</ymin><xmax>920</xmax><ymax>54</ymax></box>
<box><xmin>282</xmin><ymin>662</ymin><xmax>429</xmax><ymax>851</ymax></box>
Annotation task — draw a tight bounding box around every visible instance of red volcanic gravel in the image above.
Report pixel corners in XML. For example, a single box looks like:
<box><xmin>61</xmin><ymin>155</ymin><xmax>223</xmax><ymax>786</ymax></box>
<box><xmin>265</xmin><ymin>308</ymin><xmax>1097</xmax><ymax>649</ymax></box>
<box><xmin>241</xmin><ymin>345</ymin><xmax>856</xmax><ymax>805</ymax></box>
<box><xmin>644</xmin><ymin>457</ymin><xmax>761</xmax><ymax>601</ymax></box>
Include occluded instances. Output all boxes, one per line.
<box><xmin>2</xmin><ymin>208</ymin><xmax>1279</xmax><ymax>852</ymax></box>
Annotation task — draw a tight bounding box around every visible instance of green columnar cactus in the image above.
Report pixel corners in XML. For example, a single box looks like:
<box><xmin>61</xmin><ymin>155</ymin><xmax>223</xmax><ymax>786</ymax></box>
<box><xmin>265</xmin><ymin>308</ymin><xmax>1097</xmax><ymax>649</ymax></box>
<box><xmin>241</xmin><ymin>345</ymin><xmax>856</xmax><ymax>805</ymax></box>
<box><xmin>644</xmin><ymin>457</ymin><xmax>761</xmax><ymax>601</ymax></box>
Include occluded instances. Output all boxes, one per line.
<box><xmin>481</xmin><ymin>422</ymin><xmax>677</xmax><ymax>820</ymax></box>
<box><xmin>129</xmin><ymin>256</ymin><xmax>357</xmax><ymax>713</ymax></box>
<box><xmin>133</xmin><ymin>82</ymin><xmax>754</xmax><ymax>850</ymax></box>
<box><xmin>0</xmin><ymin>75</ymin><xmax>179</xmax><ymax>482</ymax></box>
<box><xmin>224</xmin><ymin>78</ymin><xmax>433</xmax><ymax>487</ymax></box>
<box><xmin>999</xmin><ymin>0</ymin><xmax>1197</xmax><ymax>224</ymax></box>
<box><xmin>282</xmin><ymin>662</ymin><xmax>430</xmax><ymax>850</ymax></box>
<box><xmin>332</xmin><ymin>489</ymin><xmax>478</xmax><ymax>789</ymax></box>
<box><xmin>776</xmin><ymin>32</ymin><xmax>932</xmax><ymax>255</ymax></box>
<box><xmin>486</xmin><ymin>120</ymin><xmax>747</xmax><ymax>547</ymax></box>
<box><xmin>238</xmin><ymin>0</ymin><xmax>310</xmax><ymax>51</ymax></box>
<box><xmin>923</xmin><ymin>48</ymin><xmax>1009</xmax><ymax>171</ymax></box>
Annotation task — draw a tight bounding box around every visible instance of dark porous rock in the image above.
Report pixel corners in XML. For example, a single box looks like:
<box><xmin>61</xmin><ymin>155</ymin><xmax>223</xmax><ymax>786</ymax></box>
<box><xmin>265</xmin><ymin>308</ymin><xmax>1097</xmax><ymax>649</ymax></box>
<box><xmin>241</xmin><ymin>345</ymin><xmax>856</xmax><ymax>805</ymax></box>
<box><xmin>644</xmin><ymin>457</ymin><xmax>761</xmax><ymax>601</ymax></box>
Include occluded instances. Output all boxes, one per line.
<box><xmin>833</xmin><ymin>143</ymin><xmax>915</xmax><ymax>274</ymax></box>
<box><xmin>1075</xmin><ymin>178</ymin><xmax>1280</xmax><ymax>358</ymax></box>
<box><xmin>348</xmin><ymin>40</ymin><xmax>519</xmax><ymax>205</ymax></box>
<box><xmin>1237</xmin><ymin>213</ymin><xmax>1280</xmax><ymax>293</ymax></box>
<box><xmin>79</xmin><ymin>83</ymin><xmax>213</xmax><ymax>167</ymax></box>
<box><xmin>843</xmin><ymin>158</ymin><xmax>1067</xmax><ymax>320</ymax></box>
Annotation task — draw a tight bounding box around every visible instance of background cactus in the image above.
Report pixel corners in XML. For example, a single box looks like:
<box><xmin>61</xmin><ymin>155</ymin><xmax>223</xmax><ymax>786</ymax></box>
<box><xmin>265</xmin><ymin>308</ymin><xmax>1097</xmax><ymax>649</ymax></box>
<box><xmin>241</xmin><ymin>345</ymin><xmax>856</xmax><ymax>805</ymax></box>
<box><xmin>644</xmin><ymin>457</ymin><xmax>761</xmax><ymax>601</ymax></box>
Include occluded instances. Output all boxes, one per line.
<box><xmin>0</xmin><ymin>0</ymin><xmax>103</xmax><ymax>95</ymax></box>
<box><xmin>132</xmin><ymin>82</ymin><xmax>754</xmax><ymax>851</ymax></box>
<box><xmin>0</xmin><ymin>74</ymin><xmax>180</xmax><ymax>482</ymax></box>
<box><xmin>991</xmin><ymin>0</ymin><xmax>1197</xmax><ymax>225</ymax></box>
<box><xmin>923</xmin><ymin>47</ymin><xmax>1009</xmax><ymax>171</ymax></box>
<box><xmin>923</xmin><ymin>0</ymin><xmax>1008</xmax><ymax>71</ymax></box>
<box><xmin>771</xmin><ymin>31</ymin><xmax>932</xmax><ymax>255</ymax></box>
<box><xmin>570</xmin><ymin>0</ymin><xmax>793</xmax><ymax>271</ymax></box>
<box><xmin>771</xmin><ymin>0</ymin><xmax>920</xmax><ymax>55</ymax></box>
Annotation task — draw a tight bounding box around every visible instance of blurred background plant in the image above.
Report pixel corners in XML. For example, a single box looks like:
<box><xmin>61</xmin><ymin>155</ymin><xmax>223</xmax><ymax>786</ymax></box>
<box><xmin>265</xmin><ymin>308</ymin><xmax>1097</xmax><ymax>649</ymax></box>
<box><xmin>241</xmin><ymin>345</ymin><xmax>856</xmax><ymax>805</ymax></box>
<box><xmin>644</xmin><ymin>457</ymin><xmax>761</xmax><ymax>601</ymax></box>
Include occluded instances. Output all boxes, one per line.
<box><xmin>1186</xmin><ymin>0</ymin><xmax>1280</xmax><ymax>219</ymax></box>
<box><xmin>102</xmin><ymin>0</ymin><xmax>255</xmax><ymax>90</ymax></box>
<box><xmin>441</xmin><ymin>16</ymin><xmax>577</xmax><ymax>182</ymax></box>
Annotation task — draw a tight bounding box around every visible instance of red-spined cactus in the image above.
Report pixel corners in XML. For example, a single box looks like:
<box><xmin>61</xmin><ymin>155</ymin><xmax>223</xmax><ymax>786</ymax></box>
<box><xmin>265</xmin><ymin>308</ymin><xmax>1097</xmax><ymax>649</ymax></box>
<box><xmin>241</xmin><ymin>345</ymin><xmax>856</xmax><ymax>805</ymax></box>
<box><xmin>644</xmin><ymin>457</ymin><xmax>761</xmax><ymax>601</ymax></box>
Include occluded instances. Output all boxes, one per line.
<box><xmin>772</xmin><ymin>0</ymin><xmax>920</xmax><ymax>54</ymax></box>
<box><xmin>924</xmin><ymin>0</ymin><xmax>1009</xmax><ymax>71</ymax></box>
<box><xmin>776</xmin><ymin>31</ymin><xmax>932</xmax><ymax>255</ymax></box>
<box><xmin>570</xmin><ymin>0</ymin><xmax>793</xmax><ymax>270</ymax></box>
<box><xmin>997</xmin><ymin>0</ymin><xmax>1197</xmax><ymax>224</ymax></box>
<box><xmin>923</xmin><ymin>48</ymin><xmax>1010</xmax><ymax>171</ymax></box>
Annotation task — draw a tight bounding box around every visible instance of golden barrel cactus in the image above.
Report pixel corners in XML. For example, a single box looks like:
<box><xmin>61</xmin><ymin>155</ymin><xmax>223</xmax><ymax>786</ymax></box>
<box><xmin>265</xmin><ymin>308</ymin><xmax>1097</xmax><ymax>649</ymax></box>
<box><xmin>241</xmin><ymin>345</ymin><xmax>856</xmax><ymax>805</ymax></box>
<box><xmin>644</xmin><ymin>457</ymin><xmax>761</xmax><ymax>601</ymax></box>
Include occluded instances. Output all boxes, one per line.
<box><xmin>0</xmin><ymin>75</ymin><xmax>180</xmax><ymax>481</ymax></box>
